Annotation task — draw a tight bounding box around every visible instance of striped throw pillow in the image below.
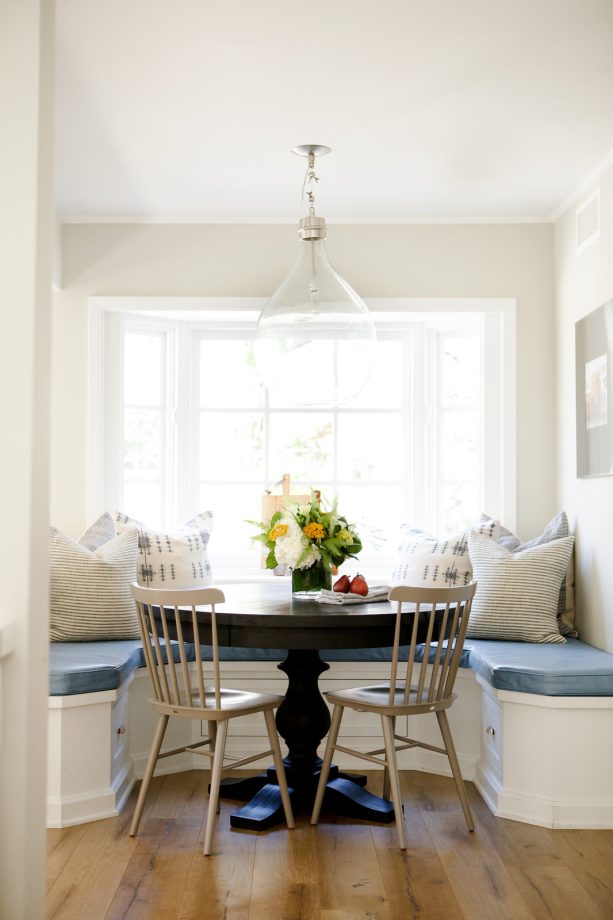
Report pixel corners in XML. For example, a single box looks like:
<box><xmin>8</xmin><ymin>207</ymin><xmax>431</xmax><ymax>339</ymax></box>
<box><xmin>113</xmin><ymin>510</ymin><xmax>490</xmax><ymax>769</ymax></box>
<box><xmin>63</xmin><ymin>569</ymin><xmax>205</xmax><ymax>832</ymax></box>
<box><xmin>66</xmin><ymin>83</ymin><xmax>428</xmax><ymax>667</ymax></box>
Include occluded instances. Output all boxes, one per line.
<box><xmin>480</xmin><ymin>511</ymin><xmax>577</xmax><ymax>636</ymax></box>
<box><xmin>391</xmin><ymin>519</ymin><xmax>500</xmax><ymax>588</ymax></box>
<box><xmin>115</xmin><ymin>511</ymin><xmax>213</xmax><ymax>588</ymax></box>
<box><xmin>467</xmin><ymin>532</ymin><xmax>575</xmax><ymax>644</ymax></box>
<box><xmin>50</xmin><ymin>526</ymin><xmax>140</xmax><ymax>641</ymax></box>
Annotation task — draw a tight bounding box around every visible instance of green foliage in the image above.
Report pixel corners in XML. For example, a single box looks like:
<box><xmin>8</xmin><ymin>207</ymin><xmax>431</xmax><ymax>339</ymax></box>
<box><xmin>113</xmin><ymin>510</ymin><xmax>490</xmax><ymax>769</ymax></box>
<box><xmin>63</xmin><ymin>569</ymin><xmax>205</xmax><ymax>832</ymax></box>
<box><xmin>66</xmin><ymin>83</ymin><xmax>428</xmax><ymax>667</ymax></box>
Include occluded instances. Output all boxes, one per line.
<box><xmin>248</xmin><ymin>491</ymin><xmax>363</xmax><ymax>572</ymax></box>
<box><xmin>246</xmin><ymin>509</ymin><xmax>284</xmax><ymax>569</ymax></box>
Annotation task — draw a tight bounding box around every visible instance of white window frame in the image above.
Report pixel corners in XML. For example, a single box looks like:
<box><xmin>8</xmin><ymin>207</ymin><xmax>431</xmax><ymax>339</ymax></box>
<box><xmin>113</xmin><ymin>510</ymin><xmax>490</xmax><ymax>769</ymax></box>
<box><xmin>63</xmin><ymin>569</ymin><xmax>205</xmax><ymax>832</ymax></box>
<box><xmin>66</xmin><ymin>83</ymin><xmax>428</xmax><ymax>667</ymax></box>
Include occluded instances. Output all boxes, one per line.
<box><xmin>88</xmin><ymin>296</ymin><xmax>516</xmax><ymax>574</ymax></box>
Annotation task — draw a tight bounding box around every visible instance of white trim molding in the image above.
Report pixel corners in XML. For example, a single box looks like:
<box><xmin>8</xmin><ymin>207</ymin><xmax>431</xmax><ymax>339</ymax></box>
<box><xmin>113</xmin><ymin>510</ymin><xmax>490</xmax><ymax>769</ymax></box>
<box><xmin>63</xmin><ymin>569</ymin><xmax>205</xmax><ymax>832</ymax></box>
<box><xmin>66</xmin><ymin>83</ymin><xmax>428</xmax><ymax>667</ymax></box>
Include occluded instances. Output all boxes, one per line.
<box><xmin>551</xmin><ymin>145</ymin><xmax>613</xmax><ymax>222</ymax></box>
<box><xmin>576</xmin><ymin>188</ymin><xmax>601</xmax><ymax>254</ymax></box>
<box><xmin>88</xmin><ymin>295</ymin><xmax>517</xmax><ymax>540</ymax></box>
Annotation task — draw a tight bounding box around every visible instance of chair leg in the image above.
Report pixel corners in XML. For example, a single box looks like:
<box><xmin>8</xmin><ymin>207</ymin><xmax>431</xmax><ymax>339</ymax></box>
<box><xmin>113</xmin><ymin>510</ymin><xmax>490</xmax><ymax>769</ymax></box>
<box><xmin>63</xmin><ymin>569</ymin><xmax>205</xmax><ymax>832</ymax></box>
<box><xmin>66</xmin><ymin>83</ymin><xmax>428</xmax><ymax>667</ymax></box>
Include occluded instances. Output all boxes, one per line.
<box><xmin>208</xmin><ymin>721</ymin><xmax>220</xmax><ymax>814</ymax></box>
<box><xmin>382</xmin><ymin>715</ymin><xmax>395</xmax><ymax>801</ymax></box>
<box><xmin>436</xmin><ymin>709</ymin><xmax>474</xmax><ymax>832</ymax></box>
<box><xmin>204</xmin><ymin>719</ymin><xmax>228</xmax><ymax>856</ymax></box>
<box><xmin>311</xmin><ymin>703</ymin><xmax>343</xmax><ymax>825</ymax></box>
<box><xmin>264</xmin><ymin>709</ymin><xmax>295</xmax><ymax>829</ymax></box>
<box><xmin>130</xmin><ymin>713</ymin><xmax>169</xmax><ymax>837</ymax></box>
<box><xmin>381</xmin><ymin>714</ymin><xmax>406</xmax><ymax>850</ymax></box>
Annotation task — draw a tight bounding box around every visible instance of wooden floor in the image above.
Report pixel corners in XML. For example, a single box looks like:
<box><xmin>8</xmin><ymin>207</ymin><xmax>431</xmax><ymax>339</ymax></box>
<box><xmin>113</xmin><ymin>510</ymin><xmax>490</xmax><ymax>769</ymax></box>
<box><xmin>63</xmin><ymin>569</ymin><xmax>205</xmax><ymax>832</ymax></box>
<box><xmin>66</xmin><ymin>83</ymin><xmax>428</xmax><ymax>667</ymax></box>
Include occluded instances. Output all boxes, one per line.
<box><xmin>47</xmin><ymin>770</ymin><xmax>613</xmax><ymax>920</ymax></box>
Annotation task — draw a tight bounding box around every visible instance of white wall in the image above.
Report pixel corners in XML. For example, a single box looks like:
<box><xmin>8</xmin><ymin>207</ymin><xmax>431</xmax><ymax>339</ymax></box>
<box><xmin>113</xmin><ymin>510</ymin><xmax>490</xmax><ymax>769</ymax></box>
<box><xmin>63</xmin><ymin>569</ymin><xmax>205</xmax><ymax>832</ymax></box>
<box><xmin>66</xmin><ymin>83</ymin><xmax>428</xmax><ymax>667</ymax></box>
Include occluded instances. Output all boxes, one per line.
<box><xmin>0</xmin><ymin>2</ymin><xmax>53</xmax><ymax>918</ymax></box>
<box><xmin>52</xmin><ymin>221</ymin><xmax>555</xmax><ymax>543</ymax></box>
<box><xmin>555</xmin><ymin>164</ymin><xmax>613</xmax><ymax>652</ymax></box>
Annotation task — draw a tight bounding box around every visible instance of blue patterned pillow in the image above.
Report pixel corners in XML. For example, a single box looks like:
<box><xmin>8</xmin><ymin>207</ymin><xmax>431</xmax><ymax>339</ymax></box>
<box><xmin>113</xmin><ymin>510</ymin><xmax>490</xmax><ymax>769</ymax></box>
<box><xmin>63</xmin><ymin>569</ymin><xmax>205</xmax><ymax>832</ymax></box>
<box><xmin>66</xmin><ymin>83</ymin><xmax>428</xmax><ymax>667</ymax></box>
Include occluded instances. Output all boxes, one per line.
<box><xmin>391</xmin><ymin>519</ymin><xmax>500</xmax><ymax>588</ymax></box>
<box><xmin>115</xmin><ymin>511</ymin><xmax>213</xmax><ymax>588</ymax></box>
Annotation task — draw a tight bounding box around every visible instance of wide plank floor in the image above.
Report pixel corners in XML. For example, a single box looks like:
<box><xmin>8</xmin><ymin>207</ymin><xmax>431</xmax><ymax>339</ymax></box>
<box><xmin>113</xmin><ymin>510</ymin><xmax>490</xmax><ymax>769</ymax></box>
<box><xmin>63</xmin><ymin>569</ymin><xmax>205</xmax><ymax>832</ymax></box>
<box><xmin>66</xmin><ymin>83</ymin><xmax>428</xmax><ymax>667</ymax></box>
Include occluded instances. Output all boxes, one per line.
<box><xmin>47</xmin><ymin>771</ymin><xmax>613</xmax><ymax>920</ymax></box>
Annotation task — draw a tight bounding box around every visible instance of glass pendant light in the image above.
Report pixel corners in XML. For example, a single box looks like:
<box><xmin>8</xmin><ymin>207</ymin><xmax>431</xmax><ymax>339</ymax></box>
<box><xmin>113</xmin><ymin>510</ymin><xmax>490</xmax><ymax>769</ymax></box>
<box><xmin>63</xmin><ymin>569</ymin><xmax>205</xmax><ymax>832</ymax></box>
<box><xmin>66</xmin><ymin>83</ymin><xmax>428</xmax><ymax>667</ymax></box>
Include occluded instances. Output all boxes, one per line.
<box><xmin>254</xmin><ymin>145</ymin><xmax>376</xmax><ymax>407</ymax></box>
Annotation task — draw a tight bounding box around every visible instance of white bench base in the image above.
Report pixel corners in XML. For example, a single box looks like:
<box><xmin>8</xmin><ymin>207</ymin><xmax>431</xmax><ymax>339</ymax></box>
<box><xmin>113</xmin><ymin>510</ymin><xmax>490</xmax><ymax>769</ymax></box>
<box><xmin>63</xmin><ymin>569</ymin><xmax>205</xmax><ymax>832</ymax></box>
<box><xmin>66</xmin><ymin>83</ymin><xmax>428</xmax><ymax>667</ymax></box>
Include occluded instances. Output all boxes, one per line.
<box><xmin>47</xmin><ymin>661</ymin><xmax>613</xmax><ymax>829</ymax></box>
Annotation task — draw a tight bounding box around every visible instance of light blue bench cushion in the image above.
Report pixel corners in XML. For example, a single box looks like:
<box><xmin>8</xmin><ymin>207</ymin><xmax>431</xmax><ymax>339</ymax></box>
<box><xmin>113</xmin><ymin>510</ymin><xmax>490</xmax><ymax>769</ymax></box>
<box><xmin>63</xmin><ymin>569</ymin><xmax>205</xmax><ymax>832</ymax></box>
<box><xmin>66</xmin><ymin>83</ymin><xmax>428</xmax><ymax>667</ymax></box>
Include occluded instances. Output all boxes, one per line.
<box><xmin>49</xmin><ymin>640</ymin><xmax>191</xmax><ymax>695</ymax></box>
<box><xmin>50</xmin><ymin>641</ymin><xmax>144</xmax><ymax>695</ymax></box>
<box><xmin>49</xmin><ymin>637</ymin><xmax>613</xmax><ymax>697</ymax></box>
<box><xmin>461</xmin><ymin>638</ymin><xmax>613</xmax><ymax>696</ymax></box>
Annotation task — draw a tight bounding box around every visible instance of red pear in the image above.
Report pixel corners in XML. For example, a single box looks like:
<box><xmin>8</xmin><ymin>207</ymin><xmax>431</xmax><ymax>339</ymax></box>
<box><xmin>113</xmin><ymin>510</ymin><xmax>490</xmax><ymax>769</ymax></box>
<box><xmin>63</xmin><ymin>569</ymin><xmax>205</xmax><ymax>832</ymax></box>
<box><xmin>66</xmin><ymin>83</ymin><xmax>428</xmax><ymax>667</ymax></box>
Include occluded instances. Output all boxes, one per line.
<box><xmin>333</xmin><ymin>575</ymin><xmax>351</xmax><ymax>593</ymax></box>
<box><xmin>349</xmin><ymin>573</ymin><xmax>369</xmax><ymax>596</ymax></box>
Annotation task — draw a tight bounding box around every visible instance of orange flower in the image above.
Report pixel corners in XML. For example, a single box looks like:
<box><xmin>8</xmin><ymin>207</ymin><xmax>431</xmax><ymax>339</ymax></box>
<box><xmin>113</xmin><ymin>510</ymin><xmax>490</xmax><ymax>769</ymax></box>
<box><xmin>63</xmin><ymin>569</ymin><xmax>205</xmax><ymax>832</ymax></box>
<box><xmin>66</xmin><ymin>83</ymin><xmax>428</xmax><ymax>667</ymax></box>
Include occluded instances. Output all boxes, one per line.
<box><xmin>269</xmin><ymin>523</ymin><xmax>288</xmax><ymax>541</ymax></box>
<box><xmin>303</xmin><ymin>522</ymin><xmax>326</xmax><ymax>540</ymax></box>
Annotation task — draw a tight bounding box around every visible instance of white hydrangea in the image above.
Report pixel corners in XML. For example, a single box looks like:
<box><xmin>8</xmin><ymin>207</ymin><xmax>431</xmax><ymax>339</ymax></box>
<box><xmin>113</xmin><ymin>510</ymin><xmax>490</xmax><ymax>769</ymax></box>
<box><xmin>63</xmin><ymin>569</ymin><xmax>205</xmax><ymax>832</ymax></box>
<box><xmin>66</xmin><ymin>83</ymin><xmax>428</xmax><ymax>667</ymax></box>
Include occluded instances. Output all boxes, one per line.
<box><xmin>274</xmin><ymin>513</ymin><xmax>321</xmax><ymax>570</ymax></box>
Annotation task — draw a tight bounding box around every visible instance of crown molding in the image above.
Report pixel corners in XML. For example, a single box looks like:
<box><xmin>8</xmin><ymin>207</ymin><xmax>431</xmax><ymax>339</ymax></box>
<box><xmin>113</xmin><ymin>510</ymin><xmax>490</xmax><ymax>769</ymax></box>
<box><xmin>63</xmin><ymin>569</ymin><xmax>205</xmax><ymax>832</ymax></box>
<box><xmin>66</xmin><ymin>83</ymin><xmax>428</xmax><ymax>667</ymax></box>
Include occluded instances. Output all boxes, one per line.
<box><xmin>550</xmin><ymin>146</ymin><xmax>613</xmax><ymax>222</ymax></box>
<box><xmin>58</xmin><ymin>213</ymin><xmax>550</xmax><ymax>226</ymax></box>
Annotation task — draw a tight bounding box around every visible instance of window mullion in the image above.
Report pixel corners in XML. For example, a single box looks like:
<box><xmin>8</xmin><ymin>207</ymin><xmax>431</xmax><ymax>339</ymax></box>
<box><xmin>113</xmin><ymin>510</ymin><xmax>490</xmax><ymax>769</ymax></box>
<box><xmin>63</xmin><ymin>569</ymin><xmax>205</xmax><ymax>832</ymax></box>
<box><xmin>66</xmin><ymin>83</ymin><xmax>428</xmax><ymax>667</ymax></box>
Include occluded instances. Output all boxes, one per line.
<box><xmin>106</xmin><ymin>307</ymin><xmax>503</xmax><ymax>565</ymax></box>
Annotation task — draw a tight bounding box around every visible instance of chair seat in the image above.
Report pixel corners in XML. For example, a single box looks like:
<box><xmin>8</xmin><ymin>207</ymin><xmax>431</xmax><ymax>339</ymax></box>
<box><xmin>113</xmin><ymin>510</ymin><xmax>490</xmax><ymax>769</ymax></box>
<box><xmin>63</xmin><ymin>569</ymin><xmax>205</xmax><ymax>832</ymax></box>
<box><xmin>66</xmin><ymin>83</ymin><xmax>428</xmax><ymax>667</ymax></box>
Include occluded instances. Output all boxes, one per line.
<box><xmin>325</xmin><ymin>682</ymin><xmax>454</xmax><ymax>714</ymax></box>
<box><xmin>153</xmin><ymin>685</ymin><xmax>283</xmax><ymax>718</ymax></box>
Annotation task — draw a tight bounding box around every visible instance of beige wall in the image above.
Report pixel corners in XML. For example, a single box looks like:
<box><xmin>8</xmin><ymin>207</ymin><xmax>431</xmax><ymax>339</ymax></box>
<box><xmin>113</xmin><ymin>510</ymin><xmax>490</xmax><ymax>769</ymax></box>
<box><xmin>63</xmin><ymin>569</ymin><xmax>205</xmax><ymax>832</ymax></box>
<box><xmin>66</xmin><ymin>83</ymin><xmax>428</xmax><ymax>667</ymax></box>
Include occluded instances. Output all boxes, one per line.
<box><xmin>53</xmin><ymin>221</ymin><xmax>555</xmax><ymax>544</ymax></box>
<box><xmin>555</xmin><ymin>165</ymin><xmax>613</xmax><ymax>652</ymax></box>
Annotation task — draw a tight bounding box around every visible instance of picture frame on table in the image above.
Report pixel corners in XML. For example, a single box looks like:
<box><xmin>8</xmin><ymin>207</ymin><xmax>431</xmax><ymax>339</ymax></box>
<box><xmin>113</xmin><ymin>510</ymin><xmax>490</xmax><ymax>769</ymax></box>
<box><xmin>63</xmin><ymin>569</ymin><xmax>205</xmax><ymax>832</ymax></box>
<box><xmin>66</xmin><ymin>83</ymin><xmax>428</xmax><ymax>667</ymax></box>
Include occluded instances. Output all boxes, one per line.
<box><xmin>576</xmin><ymin>299</ymin><xmax>613</xmax><ymax>477</ymax></box>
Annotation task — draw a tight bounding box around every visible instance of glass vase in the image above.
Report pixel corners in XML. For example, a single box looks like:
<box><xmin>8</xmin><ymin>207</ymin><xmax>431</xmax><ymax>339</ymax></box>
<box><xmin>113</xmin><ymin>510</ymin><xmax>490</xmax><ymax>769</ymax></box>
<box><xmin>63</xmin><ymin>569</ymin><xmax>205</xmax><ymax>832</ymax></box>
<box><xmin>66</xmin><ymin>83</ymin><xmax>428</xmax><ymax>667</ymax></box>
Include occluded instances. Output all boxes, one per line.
<box><xmin>291</xmin><ymin>560</ymin><xmax>332</xmax><ymax>596</ymax></box>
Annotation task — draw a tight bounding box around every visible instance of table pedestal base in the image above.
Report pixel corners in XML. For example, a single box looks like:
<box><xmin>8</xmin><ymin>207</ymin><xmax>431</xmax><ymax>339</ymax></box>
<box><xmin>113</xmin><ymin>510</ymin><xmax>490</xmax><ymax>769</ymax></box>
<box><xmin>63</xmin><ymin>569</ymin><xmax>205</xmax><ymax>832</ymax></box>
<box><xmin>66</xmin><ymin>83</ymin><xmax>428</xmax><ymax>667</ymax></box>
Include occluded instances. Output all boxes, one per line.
<box><xmin>216</xmin><ymin>649</ymin><xmax>395</xmax><ymax>830</ymax></box>
<box><xmin>220</xmin><ymin>765</ymin><xmax>394</xmax><ymax>831</ymax></box>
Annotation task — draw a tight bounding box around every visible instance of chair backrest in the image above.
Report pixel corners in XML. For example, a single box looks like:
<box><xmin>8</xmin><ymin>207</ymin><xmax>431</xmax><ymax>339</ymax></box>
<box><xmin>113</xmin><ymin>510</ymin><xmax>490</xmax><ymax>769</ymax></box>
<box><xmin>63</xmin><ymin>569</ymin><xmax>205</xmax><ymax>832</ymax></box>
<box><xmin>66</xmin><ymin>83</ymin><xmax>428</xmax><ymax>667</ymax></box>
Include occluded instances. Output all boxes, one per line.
<box><xmin>131</xmin><ymin>583</ymin><xmax>225</xmax><ymax>710</ymax></box>
<box><xmin>387</xmin><ymin>582</ymin><xmax>477</xmax><ymax>706</ymax></box>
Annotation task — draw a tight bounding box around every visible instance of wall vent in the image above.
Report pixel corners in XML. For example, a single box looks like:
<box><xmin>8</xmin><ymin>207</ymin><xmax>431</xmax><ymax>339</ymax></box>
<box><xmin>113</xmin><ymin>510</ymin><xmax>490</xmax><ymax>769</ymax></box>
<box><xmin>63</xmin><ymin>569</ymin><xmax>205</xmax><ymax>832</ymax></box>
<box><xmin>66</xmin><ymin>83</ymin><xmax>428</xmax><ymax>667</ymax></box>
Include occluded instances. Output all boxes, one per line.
<box><xmin>576</xmin><ymin>190</ymin><xmax>600</xmax><ymax>253</ymax></box>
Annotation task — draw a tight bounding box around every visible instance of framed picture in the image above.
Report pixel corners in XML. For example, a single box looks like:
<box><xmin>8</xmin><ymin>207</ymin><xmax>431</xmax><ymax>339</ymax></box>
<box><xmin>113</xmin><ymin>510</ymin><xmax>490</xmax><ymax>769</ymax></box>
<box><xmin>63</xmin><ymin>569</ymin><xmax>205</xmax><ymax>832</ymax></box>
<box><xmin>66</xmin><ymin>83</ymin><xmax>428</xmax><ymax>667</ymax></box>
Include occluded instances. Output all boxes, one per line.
<box><xmin>576</xmin><ymin>300</ymin><xmax>613</xmax><ymax>477</ymax></box>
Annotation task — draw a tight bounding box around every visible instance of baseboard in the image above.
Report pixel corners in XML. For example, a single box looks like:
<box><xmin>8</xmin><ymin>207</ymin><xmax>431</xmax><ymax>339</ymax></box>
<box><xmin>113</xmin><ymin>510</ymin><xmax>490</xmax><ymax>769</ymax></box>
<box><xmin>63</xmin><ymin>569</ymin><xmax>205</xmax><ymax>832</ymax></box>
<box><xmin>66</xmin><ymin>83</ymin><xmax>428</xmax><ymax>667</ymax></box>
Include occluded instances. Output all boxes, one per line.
<box><xmin>409</xmin><ymin>748</ymin><xmax>477</xmax><ymax>780</ymax></box>
<box><xmin>47</xmin><ymin>761</ymin><xmax>136</xmax><ymax>828</ymax></box>
<box><xmin>47</xmin><ymin>788</ymin><xmax>120</xmax><ymax>828</ymax></box>
<box><xmin>114</xmin><ymin>761</ymin><xmax>136</xmax><ymax>815</ymax></box>
<box><xmin>474</xmin><ymin>762</ymin><xmax>613</xmax><ymax>829</ymax></box>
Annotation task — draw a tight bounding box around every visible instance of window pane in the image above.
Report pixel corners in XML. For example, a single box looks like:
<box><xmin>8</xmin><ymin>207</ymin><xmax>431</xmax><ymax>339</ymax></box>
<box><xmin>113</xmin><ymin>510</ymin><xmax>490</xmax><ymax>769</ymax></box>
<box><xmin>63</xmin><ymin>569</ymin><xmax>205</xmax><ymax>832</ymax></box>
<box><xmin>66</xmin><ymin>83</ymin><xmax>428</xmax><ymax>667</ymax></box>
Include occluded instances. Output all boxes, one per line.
<box><xmin>348</xmin><ymin>340</ymin><xmax>404</xmax><ymax>409</ymax></box>
<box><xmin>124</xmin><ymin>333</ymin><xmax>163</xmax><ymax>406</ymax></box>
<box><xmin>268</xmin><ymin>413</ymin><xmax>334</xmax><ymax>482</ymax></box>
<box><xmin>199</xmin><ymin>412</ymin><xmax>264</xmax><ymax>480</ymax></box>
<box><xmin>200</xmin><ymin>339</ymin><xmax>264</xmax><ymax>408</ymax></box>
<box><xmin>200</xmin><ymin>483</ymin><xmax>262</xmax><ymax>558</ymax></box>
<box><xmin>124</xmin><ymin>408</ymin><xmax>162</xmax><ymax>472</ymax></box>
<box><xmin>337</xmin><ymin>484</ymin><xmax>403</xmax><ymax>556</ymax></box>
<box><xmin>337</xmin><ymin>413</ymin><xmax>402</xmax><ymax>481</ymax></box>
<box><xmin>122</xmin><ymin>482</ymin><xmax>162</xmax><ymax>528</ymax></box>
<box><xmin>439</xmin><ymin>333</ymin><xmax>480</xmax><ymax>408</ymax></box>
<box><xmin>439</xmin><ymin>410</ymin><xmax>480</xmax><ymax>482</ymax></box>
<box><xmin>437</xmin><ymin>482</ymin><xmax>481</xmax><ymax>535</ymax></box>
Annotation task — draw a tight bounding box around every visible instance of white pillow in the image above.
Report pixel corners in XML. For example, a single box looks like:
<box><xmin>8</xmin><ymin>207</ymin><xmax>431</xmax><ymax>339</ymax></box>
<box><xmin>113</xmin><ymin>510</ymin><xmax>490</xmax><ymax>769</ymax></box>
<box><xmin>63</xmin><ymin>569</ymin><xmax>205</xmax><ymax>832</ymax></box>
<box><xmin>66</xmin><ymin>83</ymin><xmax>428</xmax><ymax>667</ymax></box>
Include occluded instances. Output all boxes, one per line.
<box><xmin>115</xmin><ymin>511</ymin><xmax>213</xmax><ymax>588</ymax></box>
<box><xmin>391</xmin><ymin>519</ymin><xmax>500</xmax><ymax>588</ymax></box>
<box><xmin>467</xmin><ymin>532</ymin><xmax>575</xmax><ymax>644</ymax></box>
<box><xmin>50</xmin><ymin>526</ymin><xmax>140</xmax><ymax>641</ymax></box>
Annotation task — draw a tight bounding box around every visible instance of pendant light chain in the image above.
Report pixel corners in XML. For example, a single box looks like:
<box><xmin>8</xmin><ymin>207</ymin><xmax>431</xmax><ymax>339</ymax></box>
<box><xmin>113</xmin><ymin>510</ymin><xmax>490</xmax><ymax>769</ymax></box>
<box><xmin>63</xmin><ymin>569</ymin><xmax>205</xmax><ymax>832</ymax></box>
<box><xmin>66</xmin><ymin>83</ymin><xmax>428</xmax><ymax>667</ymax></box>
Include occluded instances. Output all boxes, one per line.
<box><xmin>300</xmin><ymin>151</ymin><xmax>320</xmax><ymax>215</ymax></box>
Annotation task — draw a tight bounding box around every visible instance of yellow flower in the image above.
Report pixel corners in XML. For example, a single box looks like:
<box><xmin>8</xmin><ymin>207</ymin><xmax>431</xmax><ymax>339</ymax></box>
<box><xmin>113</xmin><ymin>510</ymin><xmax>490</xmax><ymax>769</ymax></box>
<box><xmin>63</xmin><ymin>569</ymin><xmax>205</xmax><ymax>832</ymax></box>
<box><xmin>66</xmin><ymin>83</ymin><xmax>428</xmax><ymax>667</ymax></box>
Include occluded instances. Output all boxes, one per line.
<box><xmin>269</xmin><ymin>523</ymin><xmax>288</xmax><ymax>541</ymax></box>
<box><xmin>337</xmin><ymin>528</ymin><xmax>353</xmax><ymax>545</ymax></box>
<box><xmin>303</xmin><ymin>522</ymin><xmax>326</xmax><ymax>540</ymax></box>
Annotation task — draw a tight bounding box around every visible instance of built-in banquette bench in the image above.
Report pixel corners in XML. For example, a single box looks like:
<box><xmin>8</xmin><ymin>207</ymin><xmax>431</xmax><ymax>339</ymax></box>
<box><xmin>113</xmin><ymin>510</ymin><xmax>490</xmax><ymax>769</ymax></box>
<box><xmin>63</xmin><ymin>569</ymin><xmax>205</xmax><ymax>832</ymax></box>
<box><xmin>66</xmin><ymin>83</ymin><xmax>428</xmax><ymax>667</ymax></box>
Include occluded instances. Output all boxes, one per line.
<box><xmin>47</xmin><ymin>638</ymin><xmax>613</xmax><ymax>830</ymax></box>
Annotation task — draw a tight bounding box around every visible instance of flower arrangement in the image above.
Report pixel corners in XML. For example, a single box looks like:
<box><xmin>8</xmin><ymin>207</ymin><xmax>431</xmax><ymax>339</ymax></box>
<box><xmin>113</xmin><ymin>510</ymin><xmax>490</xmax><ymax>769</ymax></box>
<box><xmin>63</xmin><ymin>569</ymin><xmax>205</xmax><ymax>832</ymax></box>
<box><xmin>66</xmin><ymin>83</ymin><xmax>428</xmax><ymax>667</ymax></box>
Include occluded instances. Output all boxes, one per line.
<box><xmin>251</xmin><ymin>492</ymin><xmax>363</xmax><ymax>578</ymax></box>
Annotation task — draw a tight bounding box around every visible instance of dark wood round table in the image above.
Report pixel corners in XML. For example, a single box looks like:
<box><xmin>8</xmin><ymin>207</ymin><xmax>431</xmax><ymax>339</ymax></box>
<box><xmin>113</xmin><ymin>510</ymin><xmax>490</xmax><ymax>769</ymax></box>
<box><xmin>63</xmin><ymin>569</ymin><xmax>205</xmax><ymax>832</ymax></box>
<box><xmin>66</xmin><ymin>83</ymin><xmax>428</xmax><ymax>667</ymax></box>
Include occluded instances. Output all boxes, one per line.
<box><xmin>163</xmin><ymin>580</ymin><xmax>425</xmax><ymax>831</ymax></box>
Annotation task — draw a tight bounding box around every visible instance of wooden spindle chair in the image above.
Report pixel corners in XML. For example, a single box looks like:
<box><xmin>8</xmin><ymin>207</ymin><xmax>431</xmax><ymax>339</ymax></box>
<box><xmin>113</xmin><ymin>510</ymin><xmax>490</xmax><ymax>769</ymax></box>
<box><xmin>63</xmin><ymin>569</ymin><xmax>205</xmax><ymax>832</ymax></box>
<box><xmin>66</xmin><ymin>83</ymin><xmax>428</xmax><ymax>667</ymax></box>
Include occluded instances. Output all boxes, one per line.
<box><xmin>129</xmin><ymin>584</ymin><xmax>294</xmax><ymax>855</ymax></box>
<box><xmin>311</xmin><ymin>582</ymin><xmax>477</xmax><ymax>849</ymax></box>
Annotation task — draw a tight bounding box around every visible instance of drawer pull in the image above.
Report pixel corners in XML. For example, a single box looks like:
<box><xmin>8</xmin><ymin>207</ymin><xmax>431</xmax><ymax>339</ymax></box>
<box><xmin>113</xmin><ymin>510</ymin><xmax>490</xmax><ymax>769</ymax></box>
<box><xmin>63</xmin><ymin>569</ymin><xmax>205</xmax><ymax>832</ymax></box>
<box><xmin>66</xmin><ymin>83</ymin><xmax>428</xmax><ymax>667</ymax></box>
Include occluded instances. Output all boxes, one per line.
<box><xmin>117</xmin><ymin>725</ymin><xmax>126</xmax><ymax>735</ymax></box>
<box><xmin>486</xmin><ymin>725</ymin><xmax>496</xmax><ymax>736</ymax></box>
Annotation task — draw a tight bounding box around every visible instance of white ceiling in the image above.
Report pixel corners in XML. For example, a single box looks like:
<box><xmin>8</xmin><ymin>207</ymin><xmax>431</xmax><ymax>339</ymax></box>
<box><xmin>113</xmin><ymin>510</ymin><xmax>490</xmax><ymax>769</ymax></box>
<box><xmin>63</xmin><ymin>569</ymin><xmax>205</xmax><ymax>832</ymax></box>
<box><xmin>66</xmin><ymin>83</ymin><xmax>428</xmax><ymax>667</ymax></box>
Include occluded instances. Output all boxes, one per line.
<box><xmin>55</xmin><ymin>0</ymin><xmax>613</xmax><ymax>221</ymax></box>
